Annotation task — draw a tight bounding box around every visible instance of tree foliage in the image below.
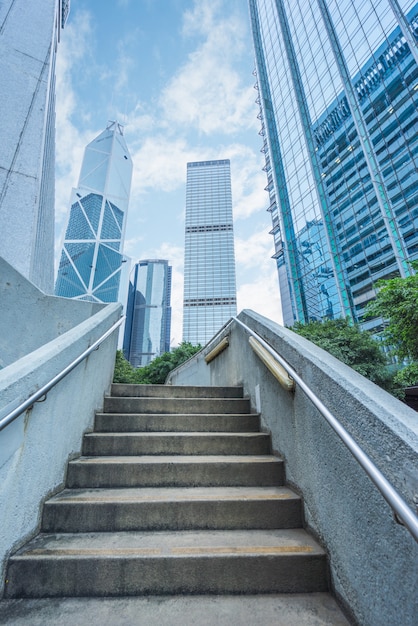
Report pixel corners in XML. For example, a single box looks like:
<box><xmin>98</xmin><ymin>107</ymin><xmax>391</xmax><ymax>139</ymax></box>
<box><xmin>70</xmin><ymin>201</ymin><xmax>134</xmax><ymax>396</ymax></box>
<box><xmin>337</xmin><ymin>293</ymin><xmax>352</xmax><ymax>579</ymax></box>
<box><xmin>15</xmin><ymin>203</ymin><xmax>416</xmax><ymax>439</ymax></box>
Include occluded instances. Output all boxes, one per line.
<box><xmin>392</xmin><ymin>363</ymin><xmax>418</xmax><ymax>399</ymax></box>
<box><xmin>365</xmin><ymin>261</ymin><xmax>418</xmax><ymax>362</ymax></box>
<box><xmin>113</xmin><ymin>342</ymin><xmax>202</xmax><ymax>385</ymax></box>
<box><xmin>292</xmin><ymin>317</ymin><xmax>391</xmax><ymax>388</ymax></box>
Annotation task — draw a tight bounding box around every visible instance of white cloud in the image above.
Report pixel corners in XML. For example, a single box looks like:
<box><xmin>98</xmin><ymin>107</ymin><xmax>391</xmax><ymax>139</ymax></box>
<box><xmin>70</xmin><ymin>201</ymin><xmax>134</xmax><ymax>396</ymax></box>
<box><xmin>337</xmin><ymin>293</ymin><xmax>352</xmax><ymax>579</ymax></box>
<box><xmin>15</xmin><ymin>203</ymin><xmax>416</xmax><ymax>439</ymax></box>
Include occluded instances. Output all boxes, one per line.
<box><xmin>235</xmin><ymin>228</ymin><xmax>275</xmax><ymax>269</ymax></box>
<box><xmin>237</xmin><ymin>276</ymin><xmax>283</xmax><ymax>326</ymax></box>
<box><xmin>128</xmin><ymin>135</ymin><xmax>192</xmax><ymax>197</ymax></box>
<box><xmin>160</xmin><ymin>1</ymin><xmax>256</xmax><ymax>135</ymax></box>
<box><xmin>228</xmin><ymin>144</ymin><xmax>268</xmax><ymax>220</ymax></box>
<box><xmin>234</xmin><ymin>228</ymin><xmax>283</xmax><ymax>324</ymax></box>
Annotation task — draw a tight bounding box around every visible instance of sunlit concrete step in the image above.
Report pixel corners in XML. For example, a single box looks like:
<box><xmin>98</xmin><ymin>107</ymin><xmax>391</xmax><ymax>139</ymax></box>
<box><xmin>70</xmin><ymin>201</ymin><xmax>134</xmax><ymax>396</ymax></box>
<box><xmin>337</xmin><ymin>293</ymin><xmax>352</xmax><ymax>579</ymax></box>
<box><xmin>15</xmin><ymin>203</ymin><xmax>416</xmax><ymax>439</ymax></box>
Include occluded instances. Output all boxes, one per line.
<box><xmin>103</xmin><ymin>396</ymin><xmax>252</xmax><ymax>415</ymax></box>
<box><xmin>5</xmin><ymin>529</ymin><xmax>328</xmax><ymax>597</ymax></box>
<box><xmin>66</xmin><ymin>455</ymin><xmax>285</xmax><ymax>488</ymax></box>
<box><xmin>42</xmin><ymin>486</ymin><xmax>302</xmax><ymax>532</ymax></box>
<box><xmin>94</xmin><ymin>412</ymin><xmax>261</xmax><ymax>432</ymax></box>
<box><xmin>111</xmin><ymin>384</ymin><xmax>244</xmax><ymax>398</ymax></box>
<box><xmin>82</xmin><ymin>432</ymin><xmax>271</xmax><ymax>456</ymax></box>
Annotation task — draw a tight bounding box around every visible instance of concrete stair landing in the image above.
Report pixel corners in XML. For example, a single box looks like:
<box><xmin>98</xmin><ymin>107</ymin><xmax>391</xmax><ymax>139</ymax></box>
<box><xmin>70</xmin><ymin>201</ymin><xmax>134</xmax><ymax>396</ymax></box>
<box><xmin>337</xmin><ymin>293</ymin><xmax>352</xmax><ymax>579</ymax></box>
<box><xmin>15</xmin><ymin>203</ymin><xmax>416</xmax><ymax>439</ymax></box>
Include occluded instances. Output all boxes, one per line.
<box><xmin>3</xmin><ymin>383</ymin><xmax>351</xmax><ymax>623</ymax></box>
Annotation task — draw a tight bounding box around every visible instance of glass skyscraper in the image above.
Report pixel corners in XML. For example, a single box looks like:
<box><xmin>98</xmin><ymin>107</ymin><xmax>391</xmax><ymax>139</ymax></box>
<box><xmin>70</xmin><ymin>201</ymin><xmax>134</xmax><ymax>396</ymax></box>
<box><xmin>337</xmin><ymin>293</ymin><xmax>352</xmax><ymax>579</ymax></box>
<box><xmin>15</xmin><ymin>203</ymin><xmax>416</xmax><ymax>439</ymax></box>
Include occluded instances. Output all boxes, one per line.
<box><xmin>123</xmin><ymin>260</ymin><xmax>172</xmax><ymax>367</ymax></box>
<box><xmin>0</xmin><ymin>0</ymin><xmax>70</xmax><ymax>293</ymax></box>
<box><xmin>55</xmin><ymin>121</ymin><xmax>132</xmax><ymax>303</ymax></box>
<box><xmin>183</xmin><ymin>159</ymin><xmax>237</xmax><ymax>346</ymax></box>
<box><xmin>249</xmin><ymin>0</ymin><xmax>418</xmax><ymax>331</ymax></box>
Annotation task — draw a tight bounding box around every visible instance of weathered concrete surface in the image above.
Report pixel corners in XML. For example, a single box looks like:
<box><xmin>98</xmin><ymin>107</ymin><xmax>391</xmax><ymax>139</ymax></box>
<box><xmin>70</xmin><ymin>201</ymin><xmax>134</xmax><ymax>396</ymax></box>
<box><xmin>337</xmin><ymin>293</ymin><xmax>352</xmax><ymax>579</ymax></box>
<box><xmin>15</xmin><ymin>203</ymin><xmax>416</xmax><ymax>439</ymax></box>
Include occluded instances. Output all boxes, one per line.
<box><xmin>103</xmin><ymin>396</ymin><xmax>252</xmax><ymax>415</ymax></box>
<box><xmin>0</xmin><ymin>265</ymin><xmax>122</xmax><ymax>598</ymax></box>
<box><xmin>5</xmin><ymin>529</ymin><xmax>328</xmax><ymax>597</ymax></box>
<box><xmin>0</xmin><ymin>594</ymin><xmax>351</xmax><ymax>626</ymax></box>
<box><xmin>66</xmin><ymin>455</ymin><xmax>284</xmax><ymax>489</ymax></box>
<box><xmin>0</xmin><ymin>257</ymin><xmax>104</xmax><ymax>367</ymax></box>
<box><xmin>81</xmin><ymin>431</ymin><xmax>271</xmax><ymax>456</ymax></box>
<box><xmin>111</xmin><ymin>384</ymin><xmax>244</xmax><ymax>398</ymax></box>
<box><xmin>0</xmin><ymin>1</ymin><xmax>61</xmax><ymax>293</ymax></box>
<box><xmin>167</xmin><ymin>310</ymin><xmax>418</xmax><ymax>626</ymax></box>
<box><xmin>94</xmin><ymin>412</ymin><xmax>261</xmax><ymax>432</ymax></box>
<box><xmin>41</xmin><ymin>486</ymin><xmax>302</xmax><ymax>532</ymax></box>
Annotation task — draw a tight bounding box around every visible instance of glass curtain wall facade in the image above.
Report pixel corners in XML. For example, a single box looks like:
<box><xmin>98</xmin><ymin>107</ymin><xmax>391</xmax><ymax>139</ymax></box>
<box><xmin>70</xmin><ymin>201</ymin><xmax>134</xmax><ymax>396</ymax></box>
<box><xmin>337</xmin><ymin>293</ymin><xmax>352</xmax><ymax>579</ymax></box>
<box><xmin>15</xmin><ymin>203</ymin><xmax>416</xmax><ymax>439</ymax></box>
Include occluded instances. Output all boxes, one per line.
<box><xmin>249</xmin><ymin>0</ymin><xmax>418</xmax><ymax>330</ymax></box>
<box><xmin>123</xmin><ymin>260</ymin><xmax>172</xmax><ymax>367</ymax></box>
<box><xmin>183</xmin><ymin>160</ymin><xmax>237</xmax><ymax>345</ymax></box>
<box><xmin>0</xmin><ymin>0</ymin><xmax>70</xmax><ymax>293</ymax></box>
<box><xmin>55</xmin><ymin>121</ymin><xmax>132</xmax><ymax>303</ymax></box>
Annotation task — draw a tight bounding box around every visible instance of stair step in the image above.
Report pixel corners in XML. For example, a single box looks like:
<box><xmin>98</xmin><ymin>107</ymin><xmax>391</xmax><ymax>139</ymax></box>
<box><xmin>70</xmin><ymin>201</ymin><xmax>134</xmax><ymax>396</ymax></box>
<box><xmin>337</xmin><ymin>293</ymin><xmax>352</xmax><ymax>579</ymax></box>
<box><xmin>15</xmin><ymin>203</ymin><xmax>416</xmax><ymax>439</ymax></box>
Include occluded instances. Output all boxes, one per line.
<box><xmin>5</xmin><ymin>529</ymin><xmax>328</xmax><ymax>597</ymax></box>
<box><xmin>66</xmin><ymin>455</ymin><xmax>285</xmax><ymax>488</ymax></box>
<box><xmin>103</xmin><ymin>397</ymin><xmax>252</xmax><ymax>415</ymax></box>
<box><xmin>111</xmin><ymin>384</ymin><xmax>244</xmax><ymax>398</ymax></box>
<box><xmin>5</xmin><ymin>383</ymin><xmax>341</xmax><ymax>613</ymax></box>
<box><xmin>42</xmin><ymin>486</ymin><xmax>302</xmax><ymax>532</ymax></box>
<box><xmin>94</xmin><ymin>412</ymin><xmax>261</xmax><ymax>432</ymax></box>
<box><xmin>0</xmin><ymin>593</ymin><xmax>352</xmax><ymax>625</ymax></box>
<box><xmin>82</xmin><ymin>432</ymin><xmax>271</xmax><ymax>456</ymax></box>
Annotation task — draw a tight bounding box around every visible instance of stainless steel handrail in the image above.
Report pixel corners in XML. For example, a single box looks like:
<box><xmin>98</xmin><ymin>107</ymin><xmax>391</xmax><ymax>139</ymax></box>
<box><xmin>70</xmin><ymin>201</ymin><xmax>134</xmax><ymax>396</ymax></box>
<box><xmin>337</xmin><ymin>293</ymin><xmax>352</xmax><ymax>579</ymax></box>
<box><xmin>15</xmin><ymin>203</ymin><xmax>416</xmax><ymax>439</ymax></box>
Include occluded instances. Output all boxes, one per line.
<box><xmin>228</xmin><ymin>316</ymin><xmax>418</xmax><ymax>543</ymax></box>
<box><xmin>0</xmin><ymin>316</ymin><xmax>124</xmax><ymax>433</ymax></box>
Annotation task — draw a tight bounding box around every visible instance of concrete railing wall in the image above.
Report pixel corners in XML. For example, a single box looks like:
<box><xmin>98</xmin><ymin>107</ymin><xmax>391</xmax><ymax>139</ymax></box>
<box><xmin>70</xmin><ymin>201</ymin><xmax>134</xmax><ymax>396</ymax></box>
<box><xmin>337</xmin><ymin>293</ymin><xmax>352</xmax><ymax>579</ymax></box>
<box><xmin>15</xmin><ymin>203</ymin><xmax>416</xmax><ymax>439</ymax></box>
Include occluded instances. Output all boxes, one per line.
<box><xmin>167</xmin><ymin>310</ymin><xmax>418</xmax><ymax>626</ymax></box>
<box><xmin>0</xmin><ymin>257</ymin><xmax>104</xmax><ymax>368</ymax></box>
<box><xmin>0</xmin><ymin>261</ymin><xmax>121</xmax><ymax>597</ymax></box>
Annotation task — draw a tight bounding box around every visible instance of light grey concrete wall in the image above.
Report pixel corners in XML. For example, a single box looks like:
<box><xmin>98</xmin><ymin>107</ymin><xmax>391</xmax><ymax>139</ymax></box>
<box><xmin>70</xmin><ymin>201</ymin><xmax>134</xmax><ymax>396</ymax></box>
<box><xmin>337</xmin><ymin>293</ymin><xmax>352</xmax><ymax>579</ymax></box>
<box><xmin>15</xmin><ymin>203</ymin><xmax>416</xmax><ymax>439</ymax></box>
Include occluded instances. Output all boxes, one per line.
<box><xmin>0</xmin><ymin>257</ymin><xmax>104</xmax><ymax>368</ymax></box>
<box><xmin>167</xmin><ymin>310</ymin><xmax>418</xmax><ymax>626</ymax></box>
<box><xmin>0</xmin><ymin>0</ymin><xmax>62</xmax><ymax>292</ymax></box>
<box><xmin>0</xmin><ymin>271</ymin><xmax>121</xmax><ymax>597</ymax></box>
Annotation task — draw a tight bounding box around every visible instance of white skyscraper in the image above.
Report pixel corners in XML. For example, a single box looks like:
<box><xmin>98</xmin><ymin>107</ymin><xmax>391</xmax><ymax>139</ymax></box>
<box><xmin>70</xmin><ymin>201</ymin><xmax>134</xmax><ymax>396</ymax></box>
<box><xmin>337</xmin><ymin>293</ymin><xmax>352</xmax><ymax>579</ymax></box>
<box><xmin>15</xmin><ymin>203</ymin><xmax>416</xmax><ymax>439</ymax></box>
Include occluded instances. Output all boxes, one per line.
<box><xmin>183</xmin><ymin>159</ymin><xmax>237</xmax><ymax>345</ymax></box>
<box><xmin>55</xmin><ymin>121</ymin><xmax>133</xmax><ymax>303</ymax></box>
<box><xmin>0</xmin><ymin>0</ymin><xmax>70</xmax><ymax>293</ymax></box>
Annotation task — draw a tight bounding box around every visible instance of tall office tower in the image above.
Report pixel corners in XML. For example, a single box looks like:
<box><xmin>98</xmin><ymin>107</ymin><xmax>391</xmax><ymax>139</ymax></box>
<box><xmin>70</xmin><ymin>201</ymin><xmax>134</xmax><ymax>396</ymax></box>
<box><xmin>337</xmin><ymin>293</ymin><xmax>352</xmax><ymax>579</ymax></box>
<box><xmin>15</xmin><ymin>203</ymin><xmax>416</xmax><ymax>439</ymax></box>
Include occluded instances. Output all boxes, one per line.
<box><xmin>183</xmin><ymin>160</ymin><xmax>237</xmax><ymax>345</ymax></box>
<box><xmin>249</xmin><ymin>0</ymin><xmax>418</xmax><ymax>330</ymax></box>
<box><xmin>55</xmin><ymin>121</ymin><xmax>133</xmax><ymax>303</ymax></box>
<box><xmin>123</xmin><ymin>260</ymin><xmax>172</xmax><ymax>367</ymax></box>
<box><xmin>0</xmin><ymin>0</ymin><xmax>70</xmax><ymax>293</ymax></box>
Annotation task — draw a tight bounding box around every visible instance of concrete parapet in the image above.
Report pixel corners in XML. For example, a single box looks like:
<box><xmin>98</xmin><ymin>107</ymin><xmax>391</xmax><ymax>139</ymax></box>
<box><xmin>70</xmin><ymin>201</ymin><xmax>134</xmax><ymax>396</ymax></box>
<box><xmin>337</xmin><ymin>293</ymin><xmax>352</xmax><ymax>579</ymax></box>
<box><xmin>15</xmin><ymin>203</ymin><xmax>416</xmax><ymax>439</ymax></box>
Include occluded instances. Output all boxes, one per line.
<box><xmin>0</xmin><ymin>261</ymin><xmax>121</xmax><ymax>597</ymax></box>
<box><xmin>167</xmin><ymin>309</ymin><xmax>418</xmax><ymax>626</ymax></box>
<box><xmin>0</xmin><ymin>257</ymin><xmax>104</xmax><ymax>368</ymax></box>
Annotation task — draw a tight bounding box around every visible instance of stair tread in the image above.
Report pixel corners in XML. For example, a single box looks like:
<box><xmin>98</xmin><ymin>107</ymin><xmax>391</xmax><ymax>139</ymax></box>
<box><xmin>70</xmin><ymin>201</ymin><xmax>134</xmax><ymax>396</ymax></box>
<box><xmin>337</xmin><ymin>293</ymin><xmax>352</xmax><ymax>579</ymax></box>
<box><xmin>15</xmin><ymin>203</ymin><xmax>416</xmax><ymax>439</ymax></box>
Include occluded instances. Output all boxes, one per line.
<box><xmin>103</xmin><ymin>397</ymin><xmax>252</xmax><ymax>415</ymax></box>
<box><xmin>96</xmin><ymin>413</ymin><xmax>260</xmax><ymax>417</ymax></box>
<box><xmin>46</xmin><ymin>485</ymin><xmax>299</xmax><ymax>504</ymax></box>
<box><xmin>70</xmin><ymin>454</ymin><xmax>282</xmax><ymax>464</ymax></box>
<box><xmin>0</xmin><ymin>594</ymin><xmax>352</xmax><ymax>625</ymax></box>
<box><xmin>84</xmin><ymin>432</ymin><xmax>269</xmax><ymax>438</ymax></box>
<box><xmin>111</xmin><ymin>384</ymin><xmax>245</xmax><ymax>398</ymax></box>
<box><xmin>12</xmin><ymin>528</ymin><xmax>325</xmax><ymax>558</ymax></box>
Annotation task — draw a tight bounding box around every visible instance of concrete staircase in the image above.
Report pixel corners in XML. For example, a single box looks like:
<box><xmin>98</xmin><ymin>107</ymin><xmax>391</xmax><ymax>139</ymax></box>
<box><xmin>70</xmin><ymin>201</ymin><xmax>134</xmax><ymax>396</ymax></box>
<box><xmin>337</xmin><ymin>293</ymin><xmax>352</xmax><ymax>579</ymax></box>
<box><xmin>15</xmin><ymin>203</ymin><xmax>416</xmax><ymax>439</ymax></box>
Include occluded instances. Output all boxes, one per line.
<box><xmin>5</xmin><ymin>384</ymin><xmax>337</xmax><ymax>601</ymax></box>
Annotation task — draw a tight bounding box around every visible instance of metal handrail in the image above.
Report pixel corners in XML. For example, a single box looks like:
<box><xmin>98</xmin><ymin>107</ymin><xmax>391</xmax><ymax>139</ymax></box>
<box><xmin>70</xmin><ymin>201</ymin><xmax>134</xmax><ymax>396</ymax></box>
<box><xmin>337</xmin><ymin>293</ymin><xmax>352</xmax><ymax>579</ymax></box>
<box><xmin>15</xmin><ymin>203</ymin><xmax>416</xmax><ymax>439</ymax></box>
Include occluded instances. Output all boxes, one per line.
<box><xmin>227</xmin><ymin>316</ymin><xmax>418</xmax><ymax>543</ymax></box>
<box><xmin>0</xmin><ymin>316</ymin><xmax>125</xmax><ymax>433</ymax></box>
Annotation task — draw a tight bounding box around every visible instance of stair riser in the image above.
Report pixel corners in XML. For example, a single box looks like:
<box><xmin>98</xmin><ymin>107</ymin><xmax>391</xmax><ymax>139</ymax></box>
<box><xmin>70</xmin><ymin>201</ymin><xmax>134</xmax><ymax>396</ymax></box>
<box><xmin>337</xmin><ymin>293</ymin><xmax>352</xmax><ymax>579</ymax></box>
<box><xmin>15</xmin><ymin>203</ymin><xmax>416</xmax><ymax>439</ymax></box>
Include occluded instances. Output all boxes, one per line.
<box><xmin>94</xmin><ymin>414</ymin><xmax>260</xmax><ymax>433</ymax></box>
<box><xmin>5</xmin><ymin>554</ymin><xmax>328</xmax><ymax>597</ymax></box>
<box><xmin>42</xmin><ymin>499</ymin><xmax>302</xmax><ymax>533</ymax></box>
<box><xmin>82</xmin><ymin>435</ymin><xmax>271</xmax><ymax>456</ymax></box>
<box><xmin>111</xmin><ymin>385</ymin><xmax>244</xmax><ymax>399</ymax></box>
<box><xmin>66</xmin><ymin>461</ymin><xmax>284</xmax><ymax>489</ymax></box>
<box><xmin>103</xmin><ymin>398</ymin><xmax>251</xmax><ymax>415</ymax></box>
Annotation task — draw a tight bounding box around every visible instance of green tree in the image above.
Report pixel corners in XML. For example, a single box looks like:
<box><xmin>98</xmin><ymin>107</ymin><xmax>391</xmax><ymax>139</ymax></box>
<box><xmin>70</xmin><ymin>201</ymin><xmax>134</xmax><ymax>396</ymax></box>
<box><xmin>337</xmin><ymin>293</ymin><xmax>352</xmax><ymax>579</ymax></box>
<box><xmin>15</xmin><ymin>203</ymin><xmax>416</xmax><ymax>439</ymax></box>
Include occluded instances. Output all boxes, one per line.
<box><xmin>365</xmin><ymin>262</ymin><xmax>418</xmax><ymax>397</ymax></box>
<box><xmin>292</xmin><ymin>317</ymin><xmax>391</xmax><ymax>388</ymax></box>
<box><xmin>365</xmin><ymin>262</ymin><xmax>418</xmax><ymax>362</ymax></box>
<box><xmin>113</xmin><ymin>349</ymin><xmax>136</xmax><ymax>383</ymax></box>
<box><xmin>113</xmin><ymin>342</ymin><xmax>202</xmax><ymax>385</ymax></box>
<box><xmin>392</xmin><ymin>363</ymin><xmax>418</xmax><ymax>399</ymax></box>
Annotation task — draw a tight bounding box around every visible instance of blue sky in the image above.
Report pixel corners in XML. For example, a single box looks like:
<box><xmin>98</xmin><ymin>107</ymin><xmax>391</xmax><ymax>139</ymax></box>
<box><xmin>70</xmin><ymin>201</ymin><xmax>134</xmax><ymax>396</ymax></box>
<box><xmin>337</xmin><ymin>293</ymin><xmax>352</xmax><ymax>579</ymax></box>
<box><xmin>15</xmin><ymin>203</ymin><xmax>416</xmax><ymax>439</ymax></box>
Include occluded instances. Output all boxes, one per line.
<box><xmin>55</xmin><ymin>0</ymin><xmax>282</xmax><ymax>345</ymax></box>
